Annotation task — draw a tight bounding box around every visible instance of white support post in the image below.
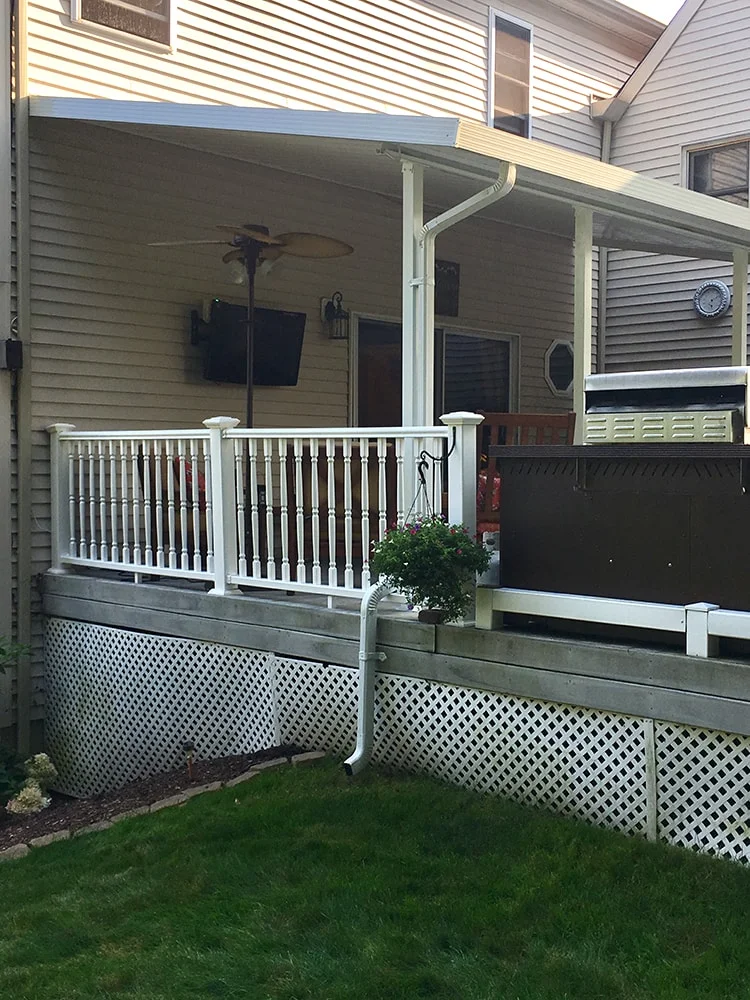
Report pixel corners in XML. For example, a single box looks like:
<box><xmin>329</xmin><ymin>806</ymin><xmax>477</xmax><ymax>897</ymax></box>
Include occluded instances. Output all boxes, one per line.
<box><xmin>47</xmin><ymin>423</ymin><xmax>76</xmax><ymax>574</ymax></box>
<box><xmin>402</xmin><ymin>161</ymin><xmax>424</xmax><ymax>510</ymax></box>
<box><xmin>203</xmin><ymin>416</ymin><xmax>241</xmax><ymax>596</ymax></box>
<box><xmin>402</xmin><ymin>160</ymin><xmax>424</xmax><ymax>430</ymax></box>
<box><xmin>572</xmin><ymin>206</ymin><xmax>594</xmax><ymax>445</ymax></box>
<box><xmin>439</xmin><ymin>411</ymin><xmax>483</xmax><ymax>535</ymax></box>
<box><xmin>475</xmin><ymin>586</ymin><xmax>503</xmax><ymax>630</ymax></box>
<box><xmin>685</xmin><ymin>602</ymin><xmax>719</xmax><ymax>658</ymax></box>
<box><xmin>732</xmin><ymin>249</ymin><xmax>748</xmax><ymax>366</ymax></box>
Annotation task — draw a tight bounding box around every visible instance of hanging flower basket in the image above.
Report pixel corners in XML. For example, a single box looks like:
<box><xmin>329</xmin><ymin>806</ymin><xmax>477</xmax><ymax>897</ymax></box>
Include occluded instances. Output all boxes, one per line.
<box><xmin>370</xmin><ymin>515</ymin><xmax>490</xmax><ymax>623</ymax></box>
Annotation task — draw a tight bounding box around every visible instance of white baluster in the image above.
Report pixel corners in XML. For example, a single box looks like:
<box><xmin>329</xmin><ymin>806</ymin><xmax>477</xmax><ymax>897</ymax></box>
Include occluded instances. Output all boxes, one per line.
<box><xmin>142</xmin><ymin>441</ymin><xmax>153</xmax><ymax>567</ymax></box>
<box><xmin>88</xmin><ymin>442</ymin><xmax>97</xmax><ymax>560</ymax></box>
<box><xmin>120</xmin><ymin>441</ymin><xmax>130</xmax><ymax>564</ymax></box>
<box><xmin>177</xmin><ymin>438</ymin><xmax>189</xmax><ymax>571</ymax></box>
<box><xmin>234</xmin><ymin>438</ymin><xmax>247</xmax><ymax>577</ymax></box>
<box><xmin>310</xmin><ymin>438</ymin><xmax>321</xmax><ymax>586</ymax></box>
<box><xmin>109</xmin><ymin>441</ymin><xmax>119</xmax><ymax>563</ymax></box>
<box><xmin>249</xmin><ymin>437</ymin><xmax>262</xmax><ymax>578</ymax></box>
<box><xmin>294</xmin><ymin>438</ymin><xmax>306</xmax><ymax>582</ymax></box>
<box><xmin>278</xmin><ymin>439</ymin><xmax>290</xmax><ymax>582</ymax></box>
<box><xmin>68</xmin><ymin>440</ymin><xmax>76</xmax><ymax>558</ymax></box>
<box><xmin>97</xmin><ymin>441</ymin><xmax>108</xmax><ymax>561</ymax></box>
<box><xmin>190</xmin><ymin>437</ymin><xmax>202</xmax><ymax>573</ymax></box>
<box><xmin>343</xmin><ymin>438</ymin><xmax>353</xmax><ymax>590</ymax></box>
<box><xmin>360</xmin><ymin>436</ymin><xmax>371</xmax><ymax>588</ymax></box>
<box><xmin>326</xmin><ymin>438</ymin><xmax>337</xmax><ymax>587</ymax></box>
<box><xmin>154</xmin><ymin>440</ymin><xmax>164</xmax><ymax>568</ymax></box>
<box><xmin>377</xmin><ymin>437</ymin><xmax>387</xmax><ymax>541</ymax></box>
<box><xmin>263</xmin><ymin>437</ymin><xmax>276</xmax><ymax>579</ymax></box>
<box><xmin>131</xmin><ymin>440</ymin><xmax>142</xmax><ymax>566</ymax></box>
<box><xmin>395</xmin><ymin>437</ymin><xmax>405</xmax><ymax>526</ymax></box>
<box><xmin>79</xmin><ymin>441</ymin><xmax>87</xmax><ymax>558</ymax></box>
<box><xmin>203</xmin><ymin>438</ymin><xmax>215</xmax><ymax>574</ymax></box>
<box><xmin>165</xmin><ymin>439</ymin><xmax>176</xmax><ymax>568</ymax></box>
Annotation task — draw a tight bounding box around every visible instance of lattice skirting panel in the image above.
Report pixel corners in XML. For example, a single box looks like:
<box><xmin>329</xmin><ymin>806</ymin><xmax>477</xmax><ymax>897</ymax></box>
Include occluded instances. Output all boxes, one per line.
<box><xmin>46</xmin><ymin>619</ymin><xmax>750</xmax><ymax>861</ymax></box>
<box><xmin>45</xmin><ymin>620</ymin><xmax>278</xmax><ymax>796</ymax></box>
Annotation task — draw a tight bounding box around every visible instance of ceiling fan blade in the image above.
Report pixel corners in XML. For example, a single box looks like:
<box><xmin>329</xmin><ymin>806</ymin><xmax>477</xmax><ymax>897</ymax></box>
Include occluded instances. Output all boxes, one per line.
<box><xmin>215</xmin><ymin>224</ymin><xmax>285</xmax><ymax>246</ymax></box>
<box><xmin>260</xmin><ymin>246</ymin><xmax>285</xmax><ymax>262</ymax></box>
<box><xmin>222</xmin><ymin>248</ymin><xmax>245</xmax><ymax>264</ymax></box>
<box><xmin>275</xmin><ymin>232</ymin><xmax>354</xmax><ymax>258</ymax></box>
<box><xmin>148</xmin><ymin>239</ymin><xmax>228</xmax><ymax>247</ymax></box>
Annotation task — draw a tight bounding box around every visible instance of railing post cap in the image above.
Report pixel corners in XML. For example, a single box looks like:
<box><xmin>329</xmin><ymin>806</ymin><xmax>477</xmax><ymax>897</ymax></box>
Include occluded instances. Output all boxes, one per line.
<box><xmin>46</xmin><ymin>423</ymin><xmax>76</xmax><ymax>435</ymax></box>
<box><xmin>685</xmin><ymin>602</ymin><xmax>720</xmax><ymax>612</ymax></box>
<box><xmin>203</xmin><ymin>416</ymin><xmax>241</xmax><ymax>430</ymax></box>
<box><xmin>439</xmin><ymin>411</ymin><xmax>484</xmax><ymax>427</ymax></box>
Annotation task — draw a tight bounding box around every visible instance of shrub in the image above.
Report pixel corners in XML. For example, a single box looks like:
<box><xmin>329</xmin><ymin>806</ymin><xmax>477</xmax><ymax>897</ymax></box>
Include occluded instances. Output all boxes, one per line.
<box><xmin>371</xmin><ymin>515</ymin><xmax>490</xmax><ymax>623</ymax></box>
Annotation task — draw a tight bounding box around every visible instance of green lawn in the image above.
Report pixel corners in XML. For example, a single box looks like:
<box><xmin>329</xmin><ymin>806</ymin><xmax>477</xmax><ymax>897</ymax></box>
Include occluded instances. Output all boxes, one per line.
<box><xmin>2</xmin><ymin>761</ymin><xmax>750</xmax><ymax>1000</ymax></box>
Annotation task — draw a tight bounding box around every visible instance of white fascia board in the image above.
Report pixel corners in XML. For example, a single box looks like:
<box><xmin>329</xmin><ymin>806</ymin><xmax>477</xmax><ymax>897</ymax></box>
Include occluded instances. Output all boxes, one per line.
<box><xmin>28</xmin><ymin>98</ymin><xmax>461</xmax><ymax>147</ymax></box>
<box><xmin>455</xmin><ymin>120</ymin><xmax>750</xmax><ymax>251</ymax></box>
<box><xmin>604</xmin><ymin>0</ymin><xmax>706</xmax><ymax>120</ymax></box>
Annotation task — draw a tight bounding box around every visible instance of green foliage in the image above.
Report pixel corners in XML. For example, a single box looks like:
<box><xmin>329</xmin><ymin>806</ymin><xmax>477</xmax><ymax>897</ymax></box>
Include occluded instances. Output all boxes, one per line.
<box><xmin>0</xmin><ymin>743</ymin><xmax>26</xmax><ymax>807</ymax></box>
<box><xmin>0</xmin><ymin>636</ymin><xmax>29</xmax><ymax>675</ymax></box>
<box><xmin>371</xmin><ymin>514</ymin><xmax>490</xmax><ymax>621</ymax></box>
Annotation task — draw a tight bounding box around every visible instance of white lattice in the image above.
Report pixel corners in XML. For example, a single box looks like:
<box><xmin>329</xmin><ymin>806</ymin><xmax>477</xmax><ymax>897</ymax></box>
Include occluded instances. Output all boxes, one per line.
<box><xmin>273</xmin><ymin>657</ymin><xmax>358</xmax><ymax>756</ymax></box>
<box><xmin>43</xmin><ymin>617</ymin><xmax>750</xmax><ymax>864</ymax></box>
<box><xmin>372</xmin><ymin>676</ymin><xmax>649</xmax><ymax>836</ymax></box>
<box><xmin>45</xmin><ymin>620</ymin><xmax>277</xmax><ymax>796</ymax></box>
<box><xmin>656</xmin><ymin>722</ymin><xmax>750</xmax><ymax>862</ymax></box>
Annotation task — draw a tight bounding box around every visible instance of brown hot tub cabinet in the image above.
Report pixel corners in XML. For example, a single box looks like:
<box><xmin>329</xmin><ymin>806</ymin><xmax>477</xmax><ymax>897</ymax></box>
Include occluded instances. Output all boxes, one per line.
<box><xmin>491</xmin><ymin>368</ymin><xmax>750</xmax><ymax>612</ymax></box>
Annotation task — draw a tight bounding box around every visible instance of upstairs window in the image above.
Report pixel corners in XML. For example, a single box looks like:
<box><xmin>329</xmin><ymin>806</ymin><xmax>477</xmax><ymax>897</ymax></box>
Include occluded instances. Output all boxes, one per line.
<box><xmin>688</xmin><ymin>142</ymin><xmax>749</xmax><ymax>206</ymax></box>
<box><xmin>491</xmin><ymin>13</ymin><xmax>531</xmax><ymax>138</ymax></box>
<box><xmin>71</xmin><ymin>0</ymin><xmax>172</xmax><ymax>47</ymax></box>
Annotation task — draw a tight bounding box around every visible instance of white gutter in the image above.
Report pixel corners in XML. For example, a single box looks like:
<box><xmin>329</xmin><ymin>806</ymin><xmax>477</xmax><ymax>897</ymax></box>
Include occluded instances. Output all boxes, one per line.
<box><xmin>343</xmin><ymin>581</ymin><xmax>391</xmax><ymax>777</ymax></box>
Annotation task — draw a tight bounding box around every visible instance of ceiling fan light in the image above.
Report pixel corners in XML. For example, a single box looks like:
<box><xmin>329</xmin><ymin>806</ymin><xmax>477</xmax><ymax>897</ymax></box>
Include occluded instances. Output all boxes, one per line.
<box><xmin>228</xmin><ymin>258</ymin><xmax>247</xmax><ymax>285</ymax></box>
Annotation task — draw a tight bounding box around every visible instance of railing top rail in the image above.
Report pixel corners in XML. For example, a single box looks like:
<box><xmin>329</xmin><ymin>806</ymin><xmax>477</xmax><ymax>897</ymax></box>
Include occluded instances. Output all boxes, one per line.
<box><xmin>226</xmin><ymin>425</ymin><xmax>453</xmax><ymax>439</ymax></box>
<box><xmin>51</xmin><ymin>429</ymin><xmax>212</xmax><ymax>441</ymax></box>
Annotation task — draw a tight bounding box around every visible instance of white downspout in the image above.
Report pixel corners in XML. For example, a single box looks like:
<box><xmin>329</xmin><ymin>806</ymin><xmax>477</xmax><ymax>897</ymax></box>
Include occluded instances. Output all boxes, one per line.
<box><xmin>416</xmin><ymin>162</ymin><xmax>517</xmax><ymax>426</ymax></box>
<box><xmin>343</xmin><ymin>580</ymin><xmax>391</xmax><ymax>776</ymax></box>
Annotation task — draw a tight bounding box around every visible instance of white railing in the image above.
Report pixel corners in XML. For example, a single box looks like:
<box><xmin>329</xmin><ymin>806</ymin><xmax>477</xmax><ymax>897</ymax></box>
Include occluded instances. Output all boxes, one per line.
<box><xmin>48</xmin><ymin>412</ymin><xmax>481</xmax><ymax>599</ymax></box>
<box><xmin>475</xmin><ymin>588</ymin><xmax>750</xmax><ymax>659</ymax></box>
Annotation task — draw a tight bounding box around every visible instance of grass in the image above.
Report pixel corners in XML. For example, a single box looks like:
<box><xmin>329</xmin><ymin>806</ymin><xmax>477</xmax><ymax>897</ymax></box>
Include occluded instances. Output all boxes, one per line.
<box><xmin>2</xmin><ymin>762</ymin><xmax>750</xmax><ymax>1000</ymax></box>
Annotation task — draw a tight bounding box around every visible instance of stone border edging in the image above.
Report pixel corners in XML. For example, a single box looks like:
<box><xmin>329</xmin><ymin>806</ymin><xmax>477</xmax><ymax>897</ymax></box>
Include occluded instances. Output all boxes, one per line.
<box><xmin>0</xmin><ymin>751</ymin><xmax>327</xmax><ymax>863</ymax></box>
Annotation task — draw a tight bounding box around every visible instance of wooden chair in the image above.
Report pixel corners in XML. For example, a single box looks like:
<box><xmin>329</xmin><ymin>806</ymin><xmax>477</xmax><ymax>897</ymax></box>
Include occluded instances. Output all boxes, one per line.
<box><xmin>476</xmin><ymin>412</ymin><xmax>575</xmax><ymax>531</ymax></box>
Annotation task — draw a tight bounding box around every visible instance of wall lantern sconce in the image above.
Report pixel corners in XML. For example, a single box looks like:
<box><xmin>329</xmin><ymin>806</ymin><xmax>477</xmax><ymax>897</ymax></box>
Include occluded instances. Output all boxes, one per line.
<box><xmin>321</xmin><ymin>291</ymin><xmax>350</xmax><ymax>340</ymax></box>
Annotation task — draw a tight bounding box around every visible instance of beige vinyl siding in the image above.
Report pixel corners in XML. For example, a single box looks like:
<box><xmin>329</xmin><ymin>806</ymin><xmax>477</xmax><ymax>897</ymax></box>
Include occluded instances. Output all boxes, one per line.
<box><xmin>25</xmin><ymin>118</ymin><xmax>575</xmax><ymax>716</ymax></box>
<box><xmin>606</xmin><ymin>0</ymin><xmax>750</xmax><ymax>371</ymax></box>
<box><xmin>27</xmin><ymin>1</ymin><xmax>644</xmax><ymax>157</ymax></box>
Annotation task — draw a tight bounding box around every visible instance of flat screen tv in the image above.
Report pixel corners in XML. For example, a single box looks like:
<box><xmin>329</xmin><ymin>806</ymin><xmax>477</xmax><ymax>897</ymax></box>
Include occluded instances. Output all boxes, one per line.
<box><xmin>196</xmin><ymin>299</ymin><xmax>306</xmax><ymax>386</ymax></box>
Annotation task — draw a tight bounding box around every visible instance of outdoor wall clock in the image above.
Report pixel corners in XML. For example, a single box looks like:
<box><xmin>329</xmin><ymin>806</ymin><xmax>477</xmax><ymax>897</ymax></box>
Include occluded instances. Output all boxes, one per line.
<box><xmin>693</xmin><ymin>279</ymin><xmax>731</xmax><ymax>319</ymax></box>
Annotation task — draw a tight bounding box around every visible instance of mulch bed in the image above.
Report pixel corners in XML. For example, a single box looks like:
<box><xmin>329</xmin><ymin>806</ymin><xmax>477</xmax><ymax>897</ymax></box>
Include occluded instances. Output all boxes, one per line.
<box><xmin>0</xmin><ymin>745</ymin><xmax>302</xmax><ymax>853</ymax></box>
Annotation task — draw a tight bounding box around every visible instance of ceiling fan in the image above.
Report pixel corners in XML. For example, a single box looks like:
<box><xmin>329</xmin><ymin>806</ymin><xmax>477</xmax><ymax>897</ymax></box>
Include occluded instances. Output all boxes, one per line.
<box><xmin>149</xmin><ymin>223</ymin><xmax>354</xmax><ymax>427</ymax></box>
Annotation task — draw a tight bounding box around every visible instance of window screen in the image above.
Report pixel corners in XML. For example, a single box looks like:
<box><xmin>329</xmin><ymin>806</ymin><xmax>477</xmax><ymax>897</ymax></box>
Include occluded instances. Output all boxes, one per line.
<box><xmin>493</xmin><ymin>15</ymin><xmax>531</xmax><ymax>138</ymax></box>
<box><xmin>77</xmin><ymin>0</ymin><xmax>171</xmax><ymax>45</ymax></box>
<box><xmin>689</xmin><ymin>143</ymin><xmax>749</xmax><ymax>206</ymax></box>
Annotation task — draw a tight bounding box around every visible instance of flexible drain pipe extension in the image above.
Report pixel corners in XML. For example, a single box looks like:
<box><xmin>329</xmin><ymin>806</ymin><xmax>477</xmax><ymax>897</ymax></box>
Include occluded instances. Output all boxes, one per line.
<box><xmin>343</xmin><ymin>580</ymin><xmax>391</xmax><ymax>777</ymax></box>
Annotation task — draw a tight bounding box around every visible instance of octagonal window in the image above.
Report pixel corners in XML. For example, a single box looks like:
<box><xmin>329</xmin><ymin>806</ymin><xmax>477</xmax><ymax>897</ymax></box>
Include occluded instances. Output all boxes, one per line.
<box><xmin>545</xmin><ymin>340</ymin><xmax>574</xmax><ymax>396</ymax></box>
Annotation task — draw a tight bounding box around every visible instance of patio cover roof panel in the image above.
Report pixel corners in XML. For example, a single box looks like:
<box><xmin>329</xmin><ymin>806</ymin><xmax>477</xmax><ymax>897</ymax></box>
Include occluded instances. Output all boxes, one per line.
<box><xmin>28</xmin><ymin>99</ymin><xmax>750</xmax><ymax>260</ymax></box>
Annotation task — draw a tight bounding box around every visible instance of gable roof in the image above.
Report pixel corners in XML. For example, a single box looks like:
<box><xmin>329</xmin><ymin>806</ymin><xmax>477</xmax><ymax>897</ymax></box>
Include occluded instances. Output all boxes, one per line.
<box><xmin>592</xmin><ymin>0</ymin><xmax>706</xmax><ymax>122</ymax></box>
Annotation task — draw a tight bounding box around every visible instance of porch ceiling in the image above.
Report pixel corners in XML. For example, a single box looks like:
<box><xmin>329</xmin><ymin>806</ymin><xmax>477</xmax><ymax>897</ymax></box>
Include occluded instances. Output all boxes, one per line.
<box><xmin>29</xmin><ymin>99</ymin><xmax>750</xmax><ymax>260</ymax></box>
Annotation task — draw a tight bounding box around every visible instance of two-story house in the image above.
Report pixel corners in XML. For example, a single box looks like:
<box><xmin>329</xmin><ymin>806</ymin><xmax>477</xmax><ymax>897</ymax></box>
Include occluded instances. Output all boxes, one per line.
<box><xmin>3</xmin><ymin>0</ymin><xmax>667</xmax><ymax>749</ymax></box>
<box><xmin>7</xmin><ymin>0</ymin><xmax>750</xmax><ymax>866</ymax></box>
